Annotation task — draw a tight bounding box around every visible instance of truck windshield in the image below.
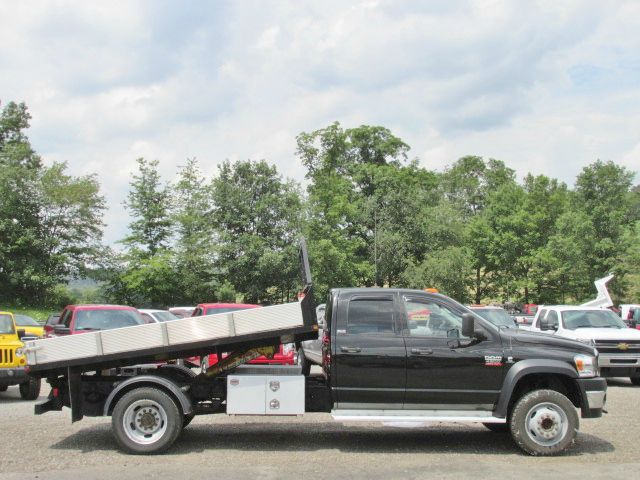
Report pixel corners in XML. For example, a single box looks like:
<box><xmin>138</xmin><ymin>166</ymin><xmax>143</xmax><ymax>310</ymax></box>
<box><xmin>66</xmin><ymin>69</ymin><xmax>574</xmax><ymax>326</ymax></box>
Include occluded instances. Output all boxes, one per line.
<box><xmin>153</xmin><ymin>311</ymin><xmax>179</xmax><ymax>322</ymax></box>
<box><xmin>0</xmin><ymin>314</ymin><xmax>15</xmax><ymax>334</ymax></box>
<box><xmin>14</xmin><ymin>315</ymin><xmax>40</xmax><ymax>326</ymax></box>
<box><xmin>75</xmin><ymin>310</ymin><xmax>145</xmax><ymax>331</ymax></box>
<box><xmin>562</xmin><ymin>310</ymin><xmax>627</xmax><ymax>330</ymax></box>
<box><xmin>473</xmin><ymin>308</ymin><xmax>516</xmax><ymax>328</ymax></box>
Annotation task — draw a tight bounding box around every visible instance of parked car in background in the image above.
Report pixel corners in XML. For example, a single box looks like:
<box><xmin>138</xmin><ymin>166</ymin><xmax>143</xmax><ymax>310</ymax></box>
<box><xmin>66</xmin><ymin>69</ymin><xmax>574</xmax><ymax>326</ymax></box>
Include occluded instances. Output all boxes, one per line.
<box><xmin>467</xmin><ymin>305</ymin><xmax>518</xmax><ymax>328</ymax></box>
<box><xmin>168</xmin><ymin>306</ymin><xmax>196</xmax><ymax>318</ymax></box>
<box><xmin>0</xmin><ymin>311</ymin><xmax>41</xmax><ymax>399</ymax></box>
<box><xmin>526</xmin><ymin>305</ymin><xmax>640</xmax><ymax>385</ymax></box>
<box><xmin>138</xmin><ymin>309</ymin><xmax>180</xmax><ymax>324</ymax></box>
<box><xmin>43</xmin><ymin>314</ymin><xmax>61</xmax><ymax>338</ymax></box>
<box><xmin>192</xmin><ymin>303</ymin><xmax>259</xmax><ymax>316</ymax></box>
<box><xmin>13</xmin><ymin>314</ymin><xmax>45</xmax><ymax>338</ymax></box>
<box><xmin>192</xmin><ymin>303</ymin><xmax>296</xmax><ymax>369</ymax></box>
<box><xmin>621</xmin><ymin>304</ymin><xmax>640</xmax><ymax>326</ymax></box>
<box><xmin>629</xmin><ymin>308</ymin><xmax>640</xmax><ymax>329</ymax></box>
<box><xmin>51</xmin><ymin>305</ymin><xmax>145</xmax><ymax>336</ymax></box>
<box><xmin>298</xmin><ymin>303</ymin><xmax>326</xmax><ymax>375</ymax></box>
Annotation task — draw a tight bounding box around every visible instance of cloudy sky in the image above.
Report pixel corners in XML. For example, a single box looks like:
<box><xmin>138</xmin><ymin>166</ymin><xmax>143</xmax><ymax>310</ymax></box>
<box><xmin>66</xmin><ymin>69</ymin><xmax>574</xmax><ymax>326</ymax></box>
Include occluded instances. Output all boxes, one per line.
<box><xmin>1</xmin><ymin>0</ymin><xmax>639</xmax><ymax>244</ymax></box>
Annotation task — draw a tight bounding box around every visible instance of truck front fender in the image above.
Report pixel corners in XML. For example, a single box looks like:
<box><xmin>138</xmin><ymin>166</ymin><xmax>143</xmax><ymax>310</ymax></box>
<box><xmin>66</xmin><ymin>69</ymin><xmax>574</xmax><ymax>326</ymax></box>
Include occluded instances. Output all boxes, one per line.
<box><xmin>494</xmin><ymin>359</ymin><xmax>578</xmax><ymax>418</ymax></box>
<box><xmin>103</xmin><ymin>375</ymin><xmax>193</xmax><ymax>417</ymax></box>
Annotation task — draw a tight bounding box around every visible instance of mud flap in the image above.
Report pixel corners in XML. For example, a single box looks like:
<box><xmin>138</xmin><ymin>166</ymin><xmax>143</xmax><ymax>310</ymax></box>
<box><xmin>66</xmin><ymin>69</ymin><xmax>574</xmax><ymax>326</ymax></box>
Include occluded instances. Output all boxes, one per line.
<box><xmin>68</xmin><ymin>367</ymin><xmax>83</xmax><ymax>422</ymax></box>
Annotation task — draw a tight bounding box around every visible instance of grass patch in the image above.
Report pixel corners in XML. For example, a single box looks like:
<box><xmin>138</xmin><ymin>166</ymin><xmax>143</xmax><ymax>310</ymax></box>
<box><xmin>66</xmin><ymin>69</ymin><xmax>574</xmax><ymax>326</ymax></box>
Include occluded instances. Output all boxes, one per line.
<box><xmin>0</xmin><ymin>306</ymin><xmax>59</xmax><ymax>323</ymax></box>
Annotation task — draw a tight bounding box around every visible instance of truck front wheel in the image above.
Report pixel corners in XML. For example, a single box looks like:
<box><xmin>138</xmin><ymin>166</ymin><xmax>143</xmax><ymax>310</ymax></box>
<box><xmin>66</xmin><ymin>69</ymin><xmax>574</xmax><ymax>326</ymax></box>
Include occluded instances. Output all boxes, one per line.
<box><xmin>112</xmin><ymin>387</ymin><xmax>183</xmax><ymax>454</ymax></box>
<box><xmin>630</xmin><ymin>377</ymin><xmax>640</xmax><ymax>386</ymax></box>
<box><xmin>19</xmin><ymin>377</ymin><xmax>41</xmax><ymax>400</ymax></box>
<box><xmin>0</xmin><ymin>386</ymin><xmax>8</xmax><ymax>392</ymax></box>
<box><xmin>510</xmin><ymin>389</ymin><xmax>578</xmax><ymax>456</ymax></box>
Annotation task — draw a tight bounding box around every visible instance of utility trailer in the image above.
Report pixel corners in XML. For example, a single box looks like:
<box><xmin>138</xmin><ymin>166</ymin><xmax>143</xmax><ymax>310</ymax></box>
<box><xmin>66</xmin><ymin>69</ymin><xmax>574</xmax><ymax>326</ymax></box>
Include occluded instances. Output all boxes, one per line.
<box><xmin>25</xmin><ymin>240</ymin><xmax>331</xmax><ymax>454</ymax></box>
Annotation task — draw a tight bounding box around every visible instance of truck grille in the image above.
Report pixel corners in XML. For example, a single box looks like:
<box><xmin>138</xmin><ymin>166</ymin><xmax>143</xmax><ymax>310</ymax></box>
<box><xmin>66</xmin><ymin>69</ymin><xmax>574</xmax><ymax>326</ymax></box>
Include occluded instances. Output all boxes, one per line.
<box><xmin>595</xmin><ymin>340</ymin><xmax>640</xmax><ymax>354</ymax></box>
<box><xmin>0</xmin><ymin>348</ymin><xmax>15</xmax><ymax>366</ymax></box>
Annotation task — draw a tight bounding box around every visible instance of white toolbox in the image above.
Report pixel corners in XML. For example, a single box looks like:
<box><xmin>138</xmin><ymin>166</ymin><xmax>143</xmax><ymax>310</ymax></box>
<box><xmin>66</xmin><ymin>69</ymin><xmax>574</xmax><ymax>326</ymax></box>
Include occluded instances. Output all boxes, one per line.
<box><xmin>227</xmin><ymin>366</ymin><xmax>305</xmax><ymax>415</ymax></box>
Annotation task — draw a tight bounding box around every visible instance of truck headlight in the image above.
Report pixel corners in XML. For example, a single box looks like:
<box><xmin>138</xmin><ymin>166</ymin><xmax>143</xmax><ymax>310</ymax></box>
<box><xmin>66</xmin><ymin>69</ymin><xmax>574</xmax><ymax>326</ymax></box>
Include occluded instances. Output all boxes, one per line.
<box><xmin>574</xmin><ymin>354</ymin><xmax>597</xmax><ymax>378</ymax></box>
<box><xmin>577</xmin><ymin>338</ymin><xmax>595</xmax><ymax>346</ymax></box>
<box><xmin>15</xmin><ymin>347</ymin><xmax>25</xmax><ymax>357</ymax></box>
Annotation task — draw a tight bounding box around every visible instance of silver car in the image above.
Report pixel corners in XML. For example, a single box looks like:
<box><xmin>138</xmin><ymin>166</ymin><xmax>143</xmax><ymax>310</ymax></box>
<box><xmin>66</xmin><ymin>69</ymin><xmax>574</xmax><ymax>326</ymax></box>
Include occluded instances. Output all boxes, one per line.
<box><xmin>298</xmin><ymin>304</ymin><xmax>326</xmax><ymax>375</ymax></box>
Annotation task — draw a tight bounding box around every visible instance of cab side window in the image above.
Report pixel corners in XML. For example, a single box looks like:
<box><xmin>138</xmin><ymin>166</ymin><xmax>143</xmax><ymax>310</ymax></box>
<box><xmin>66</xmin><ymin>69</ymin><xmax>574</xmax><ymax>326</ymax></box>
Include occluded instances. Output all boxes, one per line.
<box><xmin>404</xmin><ymin>299</ymin><xmax>468</xmax><ymax>338</ymax></box>
<box><xmin>346</xmin><ymin>298</ymin><xmax>395</xmax><ymax>335</ymax></box>
<box><xmin>62</xmin><ymin>310</ymin><xmax>73</xmax><ymax>328</ymax></box>
<box><xmin>546</xmin><ymin>310</ymin><xmax>559</xmax><ymax>329</ymax></box>
<box><xmin>536</xmin><ymin>309</ymin><xmax>548</xmax><ymax>328</ymax></box>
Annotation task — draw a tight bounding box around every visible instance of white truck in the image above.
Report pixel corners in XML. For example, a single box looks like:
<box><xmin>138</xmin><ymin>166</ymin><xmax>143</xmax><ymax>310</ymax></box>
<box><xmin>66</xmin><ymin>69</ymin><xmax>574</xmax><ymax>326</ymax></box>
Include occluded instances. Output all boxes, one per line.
<box><xmin>525</xmin><ymin>275</ymin><xmax>640</xmax><ymax>385</ymax></box>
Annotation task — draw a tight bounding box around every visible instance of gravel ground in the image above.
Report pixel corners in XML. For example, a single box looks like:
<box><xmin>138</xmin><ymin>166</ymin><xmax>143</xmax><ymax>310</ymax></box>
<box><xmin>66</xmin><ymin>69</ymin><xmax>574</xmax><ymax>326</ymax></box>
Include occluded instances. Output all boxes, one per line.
<box><xmin>0</xmin><ymin>377</ymin><xmax>639</xmax><ymax>479</ymax></box>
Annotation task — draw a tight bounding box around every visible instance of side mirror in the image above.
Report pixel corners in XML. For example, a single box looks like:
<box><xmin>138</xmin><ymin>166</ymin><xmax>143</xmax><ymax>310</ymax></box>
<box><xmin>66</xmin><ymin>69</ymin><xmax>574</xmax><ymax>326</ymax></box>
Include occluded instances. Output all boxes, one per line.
<box><xmin>461</xmin><ymin>313</ymin><xmax>475</xmax><ymax>338</ymax></box>
<box><xmin>17</xmin><ymin>329</ymin><xmax>26</xmax><ymax>339</ymax></box>
<box><xmin>53</xmin><ymin>324</ymin><xmax>71</xmax><ymax>335</ymax></box>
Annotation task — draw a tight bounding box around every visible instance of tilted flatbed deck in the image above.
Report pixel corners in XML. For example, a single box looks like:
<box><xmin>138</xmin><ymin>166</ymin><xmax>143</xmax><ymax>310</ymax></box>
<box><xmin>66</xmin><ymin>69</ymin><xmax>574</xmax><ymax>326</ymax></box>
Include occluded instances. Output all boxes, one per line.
<box><xmin>25</xmin><ymin>241</ymin><xmax>317</xmax><ymax>377</ymax></box>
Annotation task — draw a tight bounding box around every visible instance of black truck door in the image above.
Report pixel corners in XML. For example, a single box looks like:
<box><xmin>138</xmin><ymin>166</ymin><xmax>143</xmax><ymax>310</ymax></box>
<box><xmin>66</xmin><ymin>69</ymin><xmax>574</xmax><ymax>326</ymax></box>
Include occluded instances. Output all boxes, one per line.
<box><xmin>401</xmin><ymin>295</ymin><xmax>504</xmax><ymax>410</ymax></box>
<box><xmin>333</xmin><ymin>293</ymin><xmax>406</xmax><ymax>408</ymax></box>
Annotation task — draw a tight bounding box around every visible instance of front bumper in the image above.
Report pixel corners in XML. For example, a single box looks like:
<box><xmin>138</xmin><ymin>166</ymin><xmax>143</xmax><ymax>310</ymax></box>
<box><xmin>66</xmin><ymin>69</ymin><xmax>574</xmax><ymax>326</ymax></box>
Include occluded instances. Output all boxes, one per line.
<box><xmin>576</xmin><ymin>377</ymin><xmax>607</xmax><ymax>418</ymax></box>
<box><xmin>0</xmin><ymin>367</ymin><xmax>29</xmax><ymax>386</ymax></box>
<box><xmin>598</xmin><ymin>354</ymin><xmax>640</xmax><ymax>378</ymax></box>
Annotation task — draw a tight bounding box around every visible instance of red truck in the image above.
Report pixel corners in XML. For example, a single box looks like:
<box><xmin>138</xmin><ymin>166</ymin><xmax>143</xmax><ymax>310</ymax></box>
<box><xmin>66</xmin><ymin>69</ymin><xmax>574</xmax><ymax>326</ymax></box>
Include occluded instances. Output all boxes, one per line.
<box><xmin>45</xmin><ymin>305</ymin><xmax>145</xmax><ymax>337</ymax></box>
<box><xmin>192</xmin><ymin>303</ymin><xmax>296</xmax><ymax>369</ymax></box>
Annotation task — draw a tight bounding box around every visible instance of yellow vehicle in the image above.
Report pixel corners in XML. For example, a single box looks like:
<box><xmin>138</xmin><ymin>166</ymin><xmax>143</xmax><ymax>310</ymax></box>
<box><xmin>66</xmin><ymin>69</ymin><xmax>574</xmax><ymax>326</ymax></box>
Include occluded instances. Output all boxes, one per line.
<box><xmin>0</xmin><ymin>311</ymin><xmax>41</xmax><ymax>400</ymax></box>
<box><xmin>13</xmin><ymin>314</ymin><xmax>45</xmax><ymax>338</ymax></box>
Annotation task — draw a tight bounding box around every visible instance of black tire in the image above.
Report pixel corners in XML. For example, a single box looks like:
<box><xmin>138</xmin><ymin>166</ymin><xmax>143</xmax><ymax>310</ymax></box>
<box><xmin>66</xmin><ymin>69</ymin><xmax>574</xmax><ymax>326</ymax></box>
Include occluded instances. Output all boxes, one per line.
<box><xmin>111</xmin><ymin>387</ymin><xmax>183</xmax><ymax>454</ymax></box>
<box><xmin>298</xmin><ymin>350</ymin><xmax>311</xmax><ymax>376</ymax></box>
<box><xmin>510</xmin><ymin>389</ymin><xmax>578</xmax><ymax>456</ymax></box>
<box><xmin>0</xmin><ymin>386</ymin><xmax>8</xmax><ymax>392</ymax></box>
<box><xmin>19</xmin><ymin>377</ymin><xmax>41</xmax><ymax>400</ymax></box>
<box><xmin>630</xmin><ymin>377</ymin><xmax>640</xmax><ymax>386</ymax></box>
<box><xmin>483</xmin><ymin>422</ymin><xmax>510</xmax><ymax>433</ymax></box>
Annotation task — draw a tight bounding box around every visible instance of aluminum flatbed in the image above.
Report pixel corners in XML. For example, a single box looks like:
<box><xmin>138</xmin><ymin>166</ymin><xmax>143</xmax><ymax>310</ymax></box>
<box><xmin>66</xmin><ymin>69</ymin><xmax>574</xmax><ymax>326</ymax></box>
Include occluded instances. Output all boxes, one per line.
<box><xmin>24</xmin><ymin>241</ymin><xmax>317</xmax><ymax>377</ymax></box>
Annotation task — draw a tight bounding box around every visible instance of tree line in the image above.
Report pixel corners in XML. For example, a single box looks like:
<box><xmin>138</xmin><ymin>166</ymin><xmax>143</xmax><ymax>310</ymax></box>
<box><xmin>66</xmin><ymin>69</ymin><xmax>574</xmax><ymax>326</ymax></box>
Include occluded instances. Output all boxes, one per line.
<box><xmin>1</xmin><ymin>101</ymin><xmax>638</xmax><ymax>308</ymax></box>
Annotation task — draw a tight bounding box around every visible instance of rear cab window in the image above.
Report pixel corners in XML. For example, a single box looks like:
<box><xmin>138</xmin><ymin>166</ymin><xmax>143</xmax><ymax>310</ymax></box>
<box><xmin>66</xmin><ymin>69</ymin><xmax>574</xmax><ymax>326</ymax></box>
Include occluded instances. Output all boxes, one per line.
<box><xmin>345</xmin><ymin>297</ymin><xmax>396</xmax><ymax>336</ymax></box>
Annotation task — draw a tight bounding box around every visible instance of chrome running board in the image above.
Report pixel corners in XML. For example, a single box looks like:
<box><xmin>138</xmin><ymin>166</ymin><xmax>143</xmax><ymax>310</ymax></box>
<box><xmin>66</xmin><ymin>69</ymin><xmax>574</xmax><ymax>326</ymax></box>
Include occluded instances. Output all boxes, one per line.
<box><xmin>332</xmin><ymin>409</ymin><xmax>506</xmax><ymax>424</ymax></box>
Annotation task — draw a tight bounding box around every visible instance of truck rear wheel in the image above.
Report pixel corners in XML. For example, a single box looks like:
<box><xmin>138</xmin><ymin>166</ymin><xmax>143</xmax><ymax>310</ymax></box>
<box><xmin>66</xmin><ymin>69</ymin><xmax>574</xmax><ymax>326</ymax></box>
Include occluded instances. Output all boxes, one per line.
<box><xmin>111</xmin><ymin>387</ymin><xmax>183</xmax><ymax>454</ymax></box>
<box><xmin>0</xmin><ymin>386</ymin><xmax>7</xmax><ymax>392</ymax></box>
<box><xmin>510</xmin><ymin>389</ymin><xmax>578</xmax><ymax>456</ymax></box>
<box><xmin>630</xmin><ymin>377</ymin><xmax>640</xmax><ymax>386</ymax></box>
<box><xmin>19</xmin><ymin>377</ymin><xmax>41</xmax><ymax>400</ymax></box>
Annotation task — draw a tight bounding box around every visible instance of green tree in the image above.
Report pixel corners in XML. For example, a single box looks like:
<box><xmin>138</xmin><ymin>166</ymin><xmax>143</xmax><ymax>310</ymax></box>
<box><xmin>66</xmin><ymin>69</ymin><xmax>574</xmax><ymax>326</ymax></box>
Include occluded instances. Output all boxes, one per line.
<box><xmin>0</xmin><ymin>101</ymin><xmax>105</xmax><ymax>304</ymax></box>
<box><xmin>574</xmin><ymin>160</ymin><xmax>635</xmax><ymax>297</ymax></box>
<box><xmin>298</xmin><ymin>122</ymin><xmax>431</xmax><ymax>297</ymax></box>
<box><xmin>172</xmin><ymin>159</ymin><xmax>217</xmax><ymax>303</ymax></box>
<box><xmin>109</xmin><ymin>158</ymin><xmax>177</xmax><ymax>306</ymax></box>
<box><xmin>122</xmin><ymin>158</ymin><xmax>172</xmax><ymax>257</ymax></box>
<box><xmin>211</xmin><ymin>160</ymin><xmax>302</xmax><ymax>304</ymax></box>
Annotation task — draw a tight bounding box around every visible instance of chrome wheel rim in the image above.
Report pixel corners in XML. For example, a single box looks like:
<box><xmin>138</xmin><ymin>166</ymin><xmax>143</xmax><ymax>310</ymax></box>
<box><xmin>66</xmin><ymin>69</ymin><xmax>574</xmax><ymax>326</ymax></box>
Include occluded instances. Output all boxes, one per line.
<box><xmin>525</xmin><ymin>402</ymin><xmax>568</xmax><ymax>447</ymax></box>
<box><xmin>122</xmin><ymin>399</ymin><xmax>168</xmax><ymax>445</ymax></box>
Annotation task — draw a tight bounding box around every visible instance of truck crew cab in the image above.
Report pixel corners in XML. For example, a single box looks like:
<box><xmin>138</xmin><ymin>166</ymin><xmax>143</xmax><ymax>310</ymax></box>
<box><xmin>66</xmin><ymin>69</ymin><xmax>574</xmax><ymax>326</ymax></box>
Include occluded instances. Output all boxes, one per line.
<box><xmin>27</xmin><ymin>241</ymin><xmax>607</xmax><ymax>456</ymax></box>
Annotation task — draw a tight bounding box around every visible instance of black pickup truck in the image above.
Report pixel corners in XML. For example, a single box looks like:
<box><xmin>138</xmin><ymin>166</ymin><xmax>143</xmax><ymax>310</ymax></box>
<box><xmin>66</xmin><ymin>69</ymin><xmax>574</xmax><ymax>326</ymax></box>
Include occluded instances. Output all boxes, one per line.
<box><xmin>321</xmin><ymin>288</ymin><xmax>606</xmax><ymax>456</ymax></box>
<box><xmin>30</xmin><ymin>243</ymin><xmax>607</xmax><ymax>456</ymax></box>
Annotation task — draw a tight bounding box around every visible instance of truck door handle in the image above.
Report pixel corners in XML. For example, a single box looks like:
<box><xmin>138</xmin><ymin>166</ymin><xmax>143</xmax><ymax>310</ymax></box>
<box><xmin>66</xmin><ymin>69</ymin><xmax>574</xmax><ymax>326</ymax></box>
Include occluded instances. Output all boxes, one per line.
<box><xmin>340</xmin><ymin>346</ymin><xmax>362</xmax><ymax>353</ymax></box>
<box><xmin>411</xmin><ymin>348</ymin><xmax>433</xmax><ymax>356</ymax></box>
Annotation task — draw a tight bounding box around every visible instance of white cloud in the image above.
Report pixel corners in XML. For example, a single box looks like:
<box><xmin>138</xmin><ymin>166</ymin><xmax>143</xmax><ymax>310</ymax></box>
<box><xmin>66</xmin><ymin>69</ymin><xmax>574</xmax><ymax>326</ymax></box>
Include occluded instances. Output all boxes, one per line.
<box><xmin>0</xmin><ymin>0</ymin><xmax>638</xmax><ymax>244</ymax></box>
